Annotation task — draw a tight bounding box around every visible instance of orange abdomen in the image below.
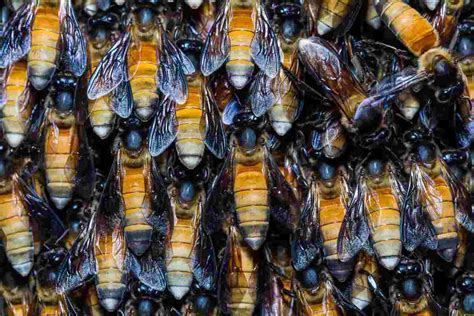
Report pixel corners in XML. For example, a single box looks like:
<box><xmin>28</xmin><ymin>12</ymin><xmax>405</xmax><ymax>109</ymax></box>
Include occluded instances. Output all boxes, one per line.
<box><xmin>234</xmin><ymin>162</ymin><xmax>269</xmax><ymax>250</ymax></box>
<box><xmin>44</xmin><ymin>123</ymin><xmax>79</xmax><ymax>210</ymax></box>
<box><xmin>175</xmin><ymin>76</ymin><xmax>205</xmax><ymax>169</ymax></box>
<box><xmin>303</xmin><ymin>289</ymin><xmax>343</xmax><ymax>316</ymax></box>
<box><xmin>366</xmin><ymin>187</ymin><xmax>401</xmax><ymax>270</ymax></box>
<box><xmin>39</xmin><ymin>305</ymin><xmax>61</xmax><ymax>316</ymax></box>
<box><xmin>227</xmin><ymin>8</ymin><xmax>255</xmax><ymax>89</ymax></box>
<box><xmin>351</xmin><ymin>253</ymin><xmax>378</xmax><ymax>310</ymax></box>
<box><xmin>28</xmin><ymin>5</ymin><xmax>60</xmax><ymax>90</ymax></box>
<box><xmin>317</xmin><ymin>0</ymin><xmax>359</xmax><ymax>35</ymax></box>
<box><xmin>128</xmin><ymin>42</ymin><xmax>159</xmax><ymax>121</ymax></box>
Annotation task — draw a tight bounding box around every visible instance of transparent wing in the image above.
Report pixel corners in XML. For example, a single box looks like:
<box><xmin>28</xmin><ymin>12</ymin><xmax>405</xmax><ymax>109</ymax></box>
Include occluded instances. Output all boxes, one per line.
<box><xmin>203</xmin><ymin>80</ymin><xmax>227</xmax><ymax>159</ymax></box>
<box><xmin>148</xmin><ymin>96</ymin><xmax>177</xmax><ymax>157</ymax></box>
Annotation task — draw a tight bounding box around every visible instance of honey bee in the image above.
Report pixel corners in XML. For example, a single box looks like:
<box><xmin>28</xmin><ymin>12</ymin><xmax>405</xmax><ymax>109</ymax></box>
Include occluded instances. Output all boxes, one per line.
<box><xmin>86</xmin><ymin>6</ymin><xmax>124</xmax><ymax>139</ymax></box>
<box><xmin>87</xmin><ymin>0</ymin><xmax>195</xmax><ymax>122</ymax></box>
<box><xmin>402</xmin><ymin>129</ymin><xmax>474</xmax><ymax>262</ymax></box>
<box><xmin>123</xmin><ymin>281</ymin><xmax>163</xmax><ymax>315</ymax></box>
<box><xmin>200</xmin><ymin>0</ymin><xmax>282</xmax><ymax>90</ymax></box>
<box><xmin>148</xmin><ymin>38</ymin><xmax>226</xmax><ymax>169</ymax></box>
<box><xmin>203</xmin><ymin>111</ymin><xmax>298</xmax><ymax>251</ymax></box>
<box><xmin>450</xmin><ymin>271</ymin><xmax>474</xmax><ymax>315</ymax></box>
<box><xmin>180</xmin><ymin>289</ymin><xmax>218</xmax><ymax>315</ymax></box>
<box><xmin>249</xmin><ymin>1</ymin><xmax>303</xmax><ymax>136</ymax></box>
<box><xmin>350</xmin><ymin>251</ymin><xmax>379</xmax><ymax>311</ymax></box>
<box><xmin>0</xmin><ymin>0</ymin><xmax>87</xmax><ymax>90</ymax></box>
<box><xmin>338</xmin><ymin>153</ymin><xmax>404</xmax><ymax>270</ymax></box>
<box><xmin>164</xmin><ymin>162</ymin><xmax>217</xmax><ymax>300</ymax></box>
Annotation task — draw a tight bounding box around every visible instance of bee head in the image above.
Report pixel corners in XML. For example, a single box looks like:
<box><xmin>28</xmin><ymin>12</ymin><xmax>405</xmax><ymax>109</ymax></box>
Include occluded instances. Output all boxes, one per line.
<box><xmin>316</xmin><ymin>160</ymin><xmax>336</xmax><ymax>181</ymax></box>
<box><xmin>274</xmin><ymin>3</ymin><xmax>302</xmax><ymax>43</ymax></box>
<box><xmin>177</xmin><ymin>39</ymin><xmax>203</xmax><ymax>71</ymax></box>
<box><xmin>52</xmin><ymin>74</ymin><xmax>77</xmax><ymax>113</ymax></box>
<box><xmin>193</xmin><ymin>294</ymin><xmax>215</xmax><ymax>315</ymax></box>
<box><xmin>395</xmin><ymin>260</ymin><xmax>424</xmax><ymax>301</ymax></box>
<box><xmin>299</xmin><ymin>266</ymin><xmax>320</xmax><ymax>289</ymax></box>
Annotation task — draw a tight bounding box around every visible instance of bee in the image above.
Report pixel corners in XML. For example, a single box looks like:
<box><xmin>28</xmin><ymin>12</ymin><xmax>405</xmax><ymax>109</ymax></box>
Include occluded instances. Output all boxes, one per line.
<box><xmin>200</xmin><ymin>0</ymin><xmax>282</xmax><ymax>90</ymax></box>
<box><xmin>0</xmin><ymin>264</ymin><xmax>33</xmax><ymax>315</ymax></box>
<box><xmin>389</xmin><ymin>258</ymin><xmax>442</xmax><ymax>315</ymax></box>
<box><xmin>123</xmin><ymin>281</ymin><xmax>163</xmax><ymax>315</ymax></box>
<box><xmin>338</xmin><ymin>153</ymin><xmax>404</xmax><ymax>270</ymax></box>
<box><xmin>402</xmin><ymin>130</ymin><xmax>474</xmax><ymax>262</ymax></box>
<box><xmin>180</xmin><ymin>290</ymin><xmax>218</xmax><ymax>316</ymax></box>
<box><xmin>86</xmin><ymin>6</ymin><xmax>123</xmax><ymax>139</ymax></box>
<box><xmin>203</xmin><ymin>111</ymin><xmax>298</xmax><ymax>251</ymax></box>
<box><xmin>450</xmin><ymin>271</ymin><xmax>474</xmax><ymax>315</ymax></box>
<box><xmin>430</xmin><ymin>0</ymin><xmax>464</xmax><ymax>48</ymax></box>
<box><xmin>148</xmin><ymin>38</ymin><xmax>226</xmax><ymax>169</ymax></box>
<box><xmin>0</xmin><ymin>60</ymin><xmax>35</xmax><ymax>148</ymax></box>
<box><xmin>350</xmin><ymin>251</ymin><xmax>379</xmax><ymax>311</ymax></box>
<box><xmin>0</xmin><ymin>0</ymin><xmax>87</xmax><ymax>91</ymax></box>
<box><xmin>249</xmin><ymin>1</ymin><xmax>303</xmax><ymax>136</ymax></box>
<box><xmin>310</xmin><ymin>0</ymin><xmax>362</xmax><ymax>37</ymax></box>
<box><xmin>87</xmin><ymin>0</ymin><xmax>195</xmax><ymax>122</ymax></box>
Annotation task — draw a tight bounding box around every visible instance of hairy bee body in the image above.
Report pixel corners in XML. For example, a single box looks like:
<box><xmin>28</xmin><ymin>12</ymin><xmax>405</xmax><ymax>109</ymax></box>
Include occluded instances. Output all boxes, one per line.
<box><xmin>175</xmin><ymin>75</ymin><xmax>206</xmax><ymax>169</ymax></box>
<box><xmin>234</xmin><ymin>147</ymin><xmax>269</xmax><ymax>250</ymax></box>
<box><xmin>128</xmin><ymin>39</ymin><xmax>159</xmax><ymax>121</ymax></box>
<box><xmin>28</xmin><ymin>1</ymin><xmax>61</xmax><ymax>90</ymax></box>
<box><xmin>1</xmin><ymin>60</ymin><xmax>33</xmax><ymax>148</ymax></box>
<box><xmin>44</xmin><ymin>113</ymin><xmax>79</xmax><ymax>210</ymax></box>
<box><xmin>227</xmin><ymin>4</ymin><xmax>255</xmax><ymax>89</ymax></box>
<box><xmin>0</xmin><ymin>180</ymin><xmax>34</xmax><ymax>277</ymax></box>
<box><xmin>316</xmin><ymin>0</ymin><xmax>359</xmax><ymax>35</ymax></box>
<box><xmin>120</xmin><ymin>150</ymin><xmax>153</xmax><ymax>256</ymax></box>
<box><xmin>351</xmin><ymin>252</ymin><xmax>378</xmax><ymax>310</ymax></box>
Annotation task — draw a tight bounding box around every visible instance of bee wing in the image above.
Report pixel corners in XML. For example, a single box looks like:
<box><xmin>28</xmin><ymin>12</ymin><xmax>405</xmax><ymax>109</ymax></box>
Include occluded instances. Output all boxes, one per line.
<box><xmin>331</xmin><ymin>0</ymin><xmax>362</xmax><ymax>37</ymax></box>
<box><xmin>110</xmin><ymin>80</ymin><xmax>133</xmax><ymax>118</ymax></box>
<box><xmin>203</xmin><ymin>145</ymin><xmax>234</xmax><ymax>234</ymax></box>
<box><xmin>222</xmin><ymin>97</ymin><xmax>244</xmax><ymax>125</ymax></box>
<box><xmin>87</xmin><ymin>32</ymin><xmax>131</xmax><ymax>100</ymax></box>
<box><xmin>200</xmin><ymin>0</ymin><xmax>231</xmax><ymax>76</ymax></box>
<box><xmin>192</xmin><ymin>201</ymin><xmax>217</xmax><ymax>291</ymax></box>
<box><xmin>0</xmin><ymin>2</ymin><xmax>34</xmax><ymax>68</ymax></box>
<box><xmin>337</xmin><ymin>177</ymin><xmax>370</xmax><ymax>262</ymax></box>
<box><xmin>0</xmin><ymin>67</ymin><xmax>11</xmax><ymax>107</ymax></box>
<box><xmin>157</xmin><ymin>28</ymin><xmax>195</xmax><ymax>105</ymax></box>
<box><xmin>400</xmin><ymin>164</ymin><xmax>438</xmax><ymax>252</ymax></box>
<box><xmin>328</xmin><ymin>279</ymin><xmax>364</xmax><ymax>314</ymax></box>
<box><xmin>148</xmin><ymin>96</ymin><xmax>177</xmax><ymax>157</ymax></box>
<box><xmin>322</xmin><ymin>119</ymin><xmax>347</xmax><ymax>159</ymax></box>
<box><xmin>264</xmin><ymin>145</ymin><xmax>300</xmax><ymax>233</ymax></box>
<box><xmin>203</xmin><ymin>80</ymin><xmax>227</xmax><ymax>159</ymax></box>
<box><xmin>304</xmin><ymin>0</ymin><xmax>321</xmax><ymax>36</ymax></box>
<box><xmin>291</xmin><ymin>181</ymin><xmax>320</xmax><ymax>271</ymax></box>
<box><xmin>251</xmin><ymin>0</ymin><xmax>282</xmax><ymax>79</ymax></box>
<box><xmin>249</xmin><ymin>70</ymin><xmax>277</xmax><ymax>117</ymax></box>
<box><xmin>59</xmin><ymin>0</ymin><xmax>87</xmax><ymax>77</ymax></box>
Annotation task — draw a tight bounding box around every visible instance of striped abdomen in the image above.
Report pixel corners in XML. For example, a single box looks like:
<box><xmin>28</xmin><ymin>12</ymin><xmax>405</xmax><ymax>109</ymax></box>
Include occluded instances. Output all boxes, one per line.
<box><xmin>39</xmin><ymin>304</ymin><xmax>61</xmax><ymax>316</ymax></box>
<box><xmin>269</xmin><ymin>44</ymin><xmax>298</xmax><ymax>136</ymax></box>
<box><xmin>128</xmin><ymin>42</ymin><xmax>159</xmax><ymax>121</ymax></box>
<box><xmin>44</xmin><ymin>123</ymin><xmax>79</xmax><ymax>210</ymax></box>
<box><xmin>303</xmin><ymin>287</ymin><xmax>342</xmax><ymax>316</ymax></box>
<box><xmin>95</xmin><ymin>234</ymin><xmax>127</xmax><ymax>312</ymax></box>
<box><xmin>319</xmin><ymin>195</ymin><xmax>352</xmax><ymax>282</ymax></box>
<box><xmin>0</xmin><ymin>190</ymin><xmax>34</xmax><ymax>276</ymax></box>
<box><xmin>122</xmin><ymin>165</ymin><xmax>152</xmax><ymax>256</ymax></box>
<box><xmin>427</xmin><ymin>176</ymin><xmax>458</xmax><ymax>262</ymax></box>
<box><xmin>2</xmin><ymin>61</ymin><xmax>33</xmax><ymax>148</ymax></box>
<box><xmin>366</xmin><ymin>187</ymin><xmax>401</xmax><ymax>270</ymax></box>
<box><xmin>234</xmin><ymin>162</ymin><xmax>269</xmax><ymax>250</ymax></box>
<box><xmin>84</xmin><ymin>285</ymin><xmax>103</xmax><ymax>316</ymax></box>
<box><xmin>227</xmin><ymin>8</ymin><xmax>255</xmax><ymax>89</ymax></box>
<box><xmin>227</xmin><ymin>241</ymin><xmax>258</xmax><ymax>315</ymax></box>
<box><xmin>377</xmin><ymin>0</ymin><xmax>438</xmax><ymax>56</ymax></box>
<box><xmin>316</xmin><ymin>0</ymin><xmax>359</xmax><ymax>35</ymax></box>
<box><xmin>166</xmin><ymin>217</ymin><xmax>194</xmax><ymax>300</ymax></box>
<box><xmin>28</xmin><ymin>5</ymin><xmax>60</xmax><ymax>90</ymax></box>
<box><xmin>88</xmin><ymin>44</ymin><xmax>114</xmax><ymax>139</ymax></box>
<box><xmin>175</xmin><ymin>76</ymin><xmax>205</xmax><ymax>169</ymax></box>
<box><xmin>351</xmin><ymin>253</ymin><xmax>378</xmax><ymax>310</ymax></box>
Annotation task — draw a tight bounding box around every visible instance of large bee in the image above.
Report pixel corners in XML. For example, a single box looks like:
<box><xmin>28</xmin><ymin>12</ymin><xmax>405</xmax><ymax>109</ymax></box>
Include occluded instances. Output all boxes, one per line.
<box><xmin>164</xmin><ymin>161</ymin><xmax>216</xmax><ymax>300</ymax></box>
<box><xmin>0</xmin><ymin>0</ymin><xmax>86</xmax><ymax>91</ymax></box>
<box><xmin>86</xmin><ymin>5</ymin><xmax>124</xmax><ymax>139</ymax></box>
<box><xmin>203</xmin><ymin>111</ymin><xmax>298</xmax><ymax>251</ymax></box>
<box><xmin>87</xmin><ymin>0</ymin><xmax>195</xmax><ymax>122</ymax></box>
<box><xmin>200</xmin><ymin>0</ymin><xmax>282</xmax><ymax>90</ymax></box>
<box><xmin>148</xmin><ymin>35</ymin><xmax>226</xmax><ymax>169</ymax></box>
<box><xmin>402</xmin><ymin>129</ymin><xmax>474</xmax><ymax>262</ymax></box>
<box><xmin>338</xmin><ymin>152</ymin><xmax>404</xmax><ymax>270</ymax></box>
<box><xmin>450</xmin><ymin>271</ymin><xmax>474</xmax><ymax>315</ymax></box>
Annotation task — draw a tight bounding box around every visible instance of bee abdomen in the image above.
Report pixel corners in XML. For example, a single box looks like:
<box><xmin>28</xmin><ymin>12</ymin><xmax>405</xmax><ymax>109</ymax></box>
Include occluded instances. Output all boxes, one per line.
<box><xmin>176</xmin><ymin>95</ymin><xmax>205</xmax><ymax>169</ymax></box>
<box><xmin>270</xmin><ymin>84</ymin><xmax>298</xmax><ymax>136</ymax></box>
<box><xmin>96</xmin><ymin>254</ymin><xmax>126</xmax><ymax>312</ymax></box>
<box><xmin>167</xmin><ymin>220</ymin><xmax>194</xmax><ymax>300</ymax></box>
<box><xmin>39</xmin><ymin>305</ymin><xmax>61</xmax><ymax>316</ymax></box>
<box><xmin>317</xmin><ymin>0</ymin><xmax>358</xmax><ymax>35</ymax></box>
<box><xmin>28</xmin><ymin>8</ymin><xmax>60</xmax><ymax>90</ymax></box>
<box><xmin>88</xmin><ymin>96</ymin><xmax>115</xmax><ymax>139</ymax></box>
<box><xmin>228</xmin><ymin>10</ymin><xmax>255</xmax><ymax>89</ymax></box>
<box><xmin>351</xmin><ymin>274</ymin><xmax>372</xmax><ymax>310</ymax></box>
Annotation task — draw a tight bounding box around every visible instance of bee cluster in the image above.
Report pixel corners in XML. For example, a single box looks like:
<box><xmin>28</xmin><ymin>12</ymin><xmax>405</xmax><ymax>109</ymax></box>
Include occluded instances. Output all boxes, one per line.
<box><xmin>0</xmin><ymin>0</ymin><xmax>472</xmax><ymax>314</ymax></box>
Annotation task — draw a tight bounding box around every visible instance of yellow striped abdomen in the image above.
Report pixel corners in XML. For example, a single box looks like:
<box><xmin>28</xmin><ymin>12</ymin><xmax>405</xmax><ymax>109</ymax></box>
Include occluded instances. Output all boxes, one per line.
<box><xmin>319</xmin><ymin>197</ymin><xmax>352</xmax><ymax>282</ymax></box>
<box><xmin>316</xmin><ymin>0</ymin><xmax>358</xmax><ymax>35</ymax></box>
<box><xmin>2</xmin><ymin>61</ymin><xmax>32</xmax><ymax>148</ymax></box>
<box><xmin>95</xmin><ymin>234</ymin><xmax>126</xmax><ymax>312</ymax></box>
<box><xmin>0</xmin><ymin>190</ymin><xmax>34</xmax><ymax>276</ymax></box>
<box><xmin>44</xmin><ymin>124</ymin><xmax>79</xmax><ymax>210</ymax></box>
<box><xmin>28</xmin><ymin>5</ymin><xmax>60</xmax><ymax>90</ymax></box>
<box><xmin>351</xmin><ymin>253</ymin><xmax>378</xmax><ymax>310</ymax></box>
<box><xmin>128</xmin><ymin>42</ymin><xmax>159</xmax><ymax>121</ymax></box>
<box><xmin>303</xmin><ymin>287</ymin><xmax>342</xmax><ymax>316</ymax></box>
<box><xmin>234</xmin><ymin>162</ymin><xmax>268</xmax><ymax>250</ymax></box>
<box><xmin>378</xmin><ymin>0</ymin><xmax>438</xmax><ymax>56</ymax></box>
<box><xmin>366</xmin><ymin>187</ymin><xmax>401</xmax><ymax>270</ymax></box>
<box><xmin>122</xmin><ymin>165</ymin><xmax>152</xmax><ymax>256</ymax></box>
<box><xmin>175</xmin><ymin>77</ymin><xmax>205</xmax><ymax>169</ymax></box>
<box><xmin>166</xmin><ymin>217</ymin><xmax>194</xmax><ymax>300</ymax></box>
<box><xmin>227</xmin><ymin>8</ymin><xmax>254</xmax><ymax>89</ymax></box>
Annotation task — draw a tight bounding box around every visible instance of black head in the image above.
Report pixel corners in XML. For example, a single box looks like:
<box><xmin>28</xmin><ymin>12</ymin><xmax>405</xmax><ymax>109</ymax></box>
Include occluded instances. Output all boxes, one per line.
<box><xmin>316</xmin><ymin>160</ymin><xmax>336</xmax><ymax>181</ymax></box>
<box><xmin>134</xmin><ymin>281</ymin><xmax>161</xmax><ymax>298</ymax></box>
<box><xmin>193</xmin><ymin>294</ymin><xmax>215</xmax><ymax>315</ymax></box>
<box><xmin>457</xmin><ymin>275</ymin><xmax>474</xmax><ymax>293</ymax></box>
<box><xmin>52</xmin><ymin>74</ymin><xmax>77</xmax><ymax>113</ymax></box>
<box><xmin>442</xmin><ymin>149</ymin><xmax>468</xmax><ymax>165</ymax></box>
<box><xmin>395</xmin><ymin>260</ymin><xmax>424</xmax><ymax>301</ymax></box>
<box><xmin>416</xmin><ymin>143</ymin><xmax>437</xmax><ymax>164</ymax></box>
<box><xmin>433</xmin><ymin>57</ymin><xmax>458</xmax><ymax>88</ymax></box>
<box><xmin>233</xmin><ymin>112</ymin><xmax>262</xmax><ymax>150</ymax></box>
<box><xmin>299</xmin><ymin>266</ymin><xmax>319</xmax><ymax>289</ymax></box>
<box><xmin>177</xmin><ymin>39</ymin><xmax>203</xmax><ymax>71</ymax></box>
<box><xmin>394</xmin><ymin>260</ymin><xmax>422</xmax><ymax>279</ymax></box>
<box><xmin>87</xmin><ymin>10</ymin><xmax>120</xmax><ymax>46</ymax></box>
<box><xmin>274</xmin><ymin>3</ymin><xmax>302</xmax><ymax>42</ymax></box>
<box><xmin>133</xmin><ymin>2</ymin><xmax>158</xmax><ymax>32</ymax></box>
<box><xmin>124</xmin><ymin>129</ymin><xmax>143</xmax><ymax>151</ymax></box>
<box><xmin>366</xmin><ymin>159</ymin><xmax>384</xmax><ymax>176</ymax></box>
<box><xmin>36</xmin><ymin>248</ymin><xmax>68</xmax><ymax>287</ymax></box>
